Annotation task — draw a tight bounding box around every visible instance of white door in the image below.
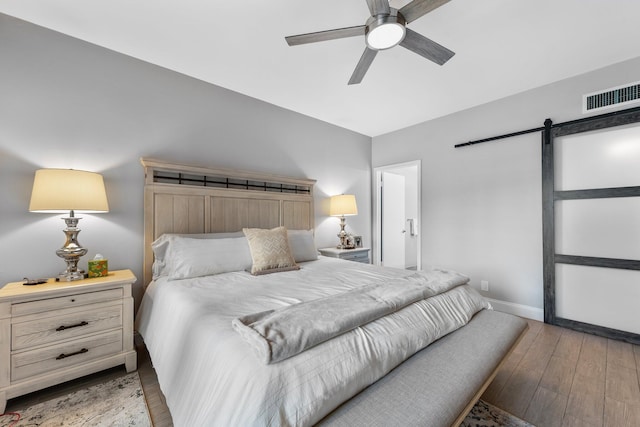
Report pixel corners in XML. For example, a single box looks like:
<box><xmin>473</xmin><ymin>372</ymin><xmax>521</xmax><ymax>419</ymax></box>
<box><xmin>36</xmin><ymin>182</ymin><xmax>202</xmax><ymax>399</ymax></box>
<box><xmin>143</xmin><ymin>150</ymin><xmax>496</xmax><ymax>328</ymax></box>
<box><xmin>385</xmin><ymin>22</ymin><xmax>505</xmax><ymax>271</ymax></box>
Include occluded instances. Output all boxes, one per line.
<box><xmin>381</xmin><ymin>172</ymin><xmax>406</xmax><ymax>268</ymax></box>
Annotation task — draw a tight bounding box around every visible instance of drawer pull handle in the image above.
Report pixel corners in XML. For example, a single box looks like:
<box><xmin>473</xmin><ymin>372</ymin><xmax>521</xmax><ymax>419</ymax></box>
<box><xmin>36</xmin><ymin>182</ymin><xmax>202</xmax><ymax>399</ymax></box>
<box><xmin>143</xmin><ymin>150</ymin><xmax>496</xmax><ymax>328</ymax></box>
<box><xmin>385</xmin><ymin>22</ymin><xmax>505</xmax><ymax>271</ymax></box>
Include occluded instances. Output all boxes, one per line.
<box><xmin>56</xmin><ymin>348</ymin><xmax>88</xmax><ymax>360</ymax></box>
<box><xmin>56</xmin><ymin>321</ymin><xmax>89</xmax><ymax>331</ymax></box>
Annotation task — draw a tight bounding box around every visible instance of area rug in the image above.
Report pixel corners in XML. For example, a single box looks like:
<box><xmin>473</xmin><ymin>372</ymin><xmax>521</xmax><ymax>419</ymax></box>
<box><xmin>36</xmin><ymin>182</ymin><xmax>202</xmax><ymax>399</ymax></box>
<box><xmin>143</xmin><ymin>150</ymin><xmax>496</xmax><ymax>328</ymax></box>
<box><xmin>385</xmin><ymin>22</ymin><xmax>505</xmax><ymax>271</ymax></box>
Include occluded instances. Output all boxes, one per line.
<box><xmin>1</xmin><ymin>374</ymin><xmax>528</xmax><ymax>427</ymax></box>
<box><xmin>462</xmin><ymin>399</ymin><xmax>536</xmax><ymax>427</ymax></box>
<box><xmin>0</xmin><ymin>372</ymin><xmax>151</xmax><ymax>427</ymax></box>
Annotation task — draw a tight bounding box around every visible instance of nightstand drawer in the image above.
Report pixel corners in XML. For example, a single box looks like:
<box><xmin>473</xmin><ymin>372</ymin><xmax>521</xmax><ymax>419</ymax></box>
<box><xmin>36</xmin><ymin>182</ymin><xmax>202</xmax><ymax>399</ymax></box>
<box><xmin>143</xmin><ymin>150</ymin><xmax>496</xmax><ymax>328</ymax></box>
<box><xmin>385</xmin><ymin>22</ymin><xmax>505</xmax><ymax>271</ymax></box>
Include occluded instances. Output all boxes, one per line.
<box><xmin>340</xmin><ymin>252</ymin><xmax>369</xmax><ymax>262</ymax></box>
<box><xmin>318</xmin><ymin>247</ymin><xmax>371</xmax><ymax>264</ymax></box>
<box><xmin>12</xmin><ymin>302</ymin><xmax>123</xmax><ymax>351</ymax></box>
<box><xmin>12</xmin><ymin>288</ymin><xmax>123</xmax><ymax>316</ymax></box>
<box><xmin>11</xmin><ymin>329</ymin><xmax>123</xmax><ymax>382</ymax></box>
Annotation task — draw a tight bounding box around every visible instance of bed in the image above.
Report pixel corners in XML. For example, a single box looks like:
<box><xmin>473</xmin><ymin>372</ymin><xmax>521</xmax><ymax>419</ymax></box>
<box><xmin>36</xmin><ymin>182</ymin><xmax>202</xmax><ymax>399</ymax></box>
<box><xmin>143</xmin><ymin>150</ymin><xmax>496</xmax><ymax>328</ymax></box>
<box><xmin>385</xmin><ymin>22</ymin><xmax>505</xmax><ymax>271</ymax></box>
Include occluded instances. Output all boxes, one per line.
<box><xmin>135</xmin><ymin>158</ymin><xmax>528</xmax><ymax>427</ymax></box>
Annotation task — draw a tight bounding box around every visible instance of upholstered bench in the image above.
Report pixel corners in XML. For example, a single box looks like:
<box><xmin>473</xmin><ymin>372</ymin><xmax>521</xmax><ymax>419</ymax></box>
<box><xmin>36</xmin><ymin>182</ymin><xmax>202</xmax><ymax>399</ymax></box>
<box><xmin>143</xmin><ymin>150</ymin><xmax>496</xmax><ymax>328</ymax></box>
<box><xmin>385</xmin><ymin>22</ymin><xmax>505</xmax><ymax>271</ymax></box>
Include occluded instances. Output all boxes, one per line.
<box><xmin>319</xmin><ymin>309</ymin><xmax>528</xmax><ymax>427</ymax></box>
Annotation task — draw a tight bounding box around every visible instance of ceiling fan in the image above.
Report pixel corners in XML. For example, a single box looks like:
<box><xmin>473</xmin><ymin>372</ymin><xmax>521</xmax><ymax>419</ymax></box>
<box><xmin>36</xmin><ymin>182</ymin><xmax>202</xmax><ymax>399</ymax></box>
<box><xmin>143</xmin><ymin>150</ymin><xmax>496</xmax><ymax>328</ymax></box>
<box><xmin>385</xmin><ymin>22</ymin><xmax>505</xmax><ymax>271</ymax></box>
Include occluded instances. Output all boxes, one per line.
<box><xmin>285</xmin><ymin>0</ymin><xmax>455</xmax><ymax>85</ymax></box>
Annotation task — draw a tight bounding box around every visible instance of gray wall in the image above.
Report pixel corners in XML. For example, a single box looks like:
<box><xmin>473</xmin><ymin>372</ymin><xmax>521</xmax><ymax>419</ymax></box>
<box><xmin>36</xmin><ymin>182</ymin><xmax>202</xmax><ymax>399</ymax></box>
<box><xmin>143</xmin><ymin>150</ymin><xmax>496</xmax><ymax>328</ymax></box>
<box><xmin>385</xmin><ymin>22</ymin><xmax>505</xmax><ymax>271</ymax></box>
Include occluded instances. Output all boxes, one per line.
<box><xmin>0</xmin><ymin>14</ymin><xmax>372</xmax><ymax>302</ymax></box>
<box><xmin>372</xmin><ymin>56</ymin><xmax>640</xmax><ymax>314</ymax></box>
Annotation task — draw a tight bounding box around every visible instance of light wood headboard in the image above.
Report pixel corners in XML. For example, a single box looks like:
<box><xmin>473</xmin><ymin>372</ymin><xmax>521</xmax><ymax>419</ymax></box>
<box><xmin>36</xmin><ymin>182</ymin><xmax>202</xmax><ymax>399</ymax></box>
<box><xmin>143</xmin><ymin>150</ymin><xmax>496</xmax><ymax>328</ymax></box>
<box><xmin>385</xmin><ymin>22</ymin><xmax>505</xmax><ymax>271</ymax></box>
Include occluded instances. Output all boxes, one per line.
<box><xmin>141</xmin><ymin>158</ymin><xmax>316</xmax><ymax>287</ymax></box>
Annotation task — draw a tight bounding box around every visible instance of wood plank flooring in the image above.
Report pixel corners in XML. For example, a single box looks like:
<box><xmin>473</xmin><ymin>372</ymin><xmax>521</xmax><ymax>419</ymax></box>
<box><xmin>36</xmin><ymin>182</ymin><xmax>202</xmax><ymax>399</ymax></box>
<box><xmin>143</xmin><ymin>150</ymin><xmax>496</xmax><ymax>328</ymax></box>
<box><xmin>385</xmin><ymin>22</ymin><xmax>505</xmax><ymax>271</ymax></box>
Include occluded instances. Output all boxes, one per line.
<box><xmin>482</xmin><ymin>319</ymin><xmax>640</xmax><ymax>427</ymax></box>
<box><xmin>4</xmin><ymin>320</ymin><xmax>640</xmax><ymax>426</ymax></box>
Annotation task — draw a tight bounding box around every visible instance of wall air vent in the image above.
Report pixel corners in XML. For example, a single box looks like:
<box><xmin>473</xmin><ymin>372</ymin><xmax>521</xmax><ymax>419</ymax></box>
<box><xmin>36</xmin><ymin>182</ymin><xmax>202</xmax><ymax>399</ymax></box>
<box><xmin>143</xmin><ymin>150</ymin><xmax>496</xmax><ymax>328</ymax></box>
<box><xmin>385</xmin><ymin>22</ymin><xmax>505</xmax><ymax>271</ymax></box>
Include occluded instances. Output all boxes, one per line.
<box><xmin>583</xmin><ymin>81</ymin><xmax>640</xmax><ymax>113</ymax></box>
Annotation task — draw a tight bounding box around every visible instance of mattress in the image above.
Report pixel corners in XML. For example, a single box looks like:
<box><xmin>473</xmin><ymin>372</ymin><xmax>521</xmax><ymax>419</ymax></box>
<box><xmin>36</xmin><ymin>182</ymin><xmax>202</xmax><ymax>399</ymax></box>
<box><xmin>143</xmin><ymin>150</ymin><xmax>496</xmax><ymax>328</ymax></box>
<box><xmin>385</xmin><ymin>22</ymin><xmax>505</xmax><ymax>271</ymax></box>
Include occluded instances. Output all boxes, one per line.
<box><xmin>136</xmin><ymin>257</ymin><xmax>491</xmax><ymax>426</ymax></box>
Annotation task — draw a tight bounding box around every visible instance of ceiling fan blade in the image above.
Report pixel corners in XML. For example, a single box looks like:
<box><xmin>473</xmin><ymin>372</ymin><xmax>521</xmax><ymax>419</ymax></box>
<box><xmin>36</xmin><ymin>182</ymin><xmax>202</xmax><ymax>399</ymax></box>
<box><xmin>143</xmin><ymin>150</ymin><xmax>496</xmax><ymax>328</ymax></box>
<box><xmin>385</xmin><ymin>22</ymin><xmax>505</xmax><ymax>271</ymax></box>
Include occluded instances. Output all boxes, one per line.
<box><xmin>348</xmin><ymin>48</ymin><xmax>378</xmax><ymax>85</ymax></box>
<box><xmin>399</xmin><ymin>0</ymin><xmax>451</xmax><ymax>23</ymax></box>
<box><xmin>399</xmin><ymin>28</ymin><xmax>454</xmax><ymax>65</ymax></box>
<box><xmin>286</xmin><ymin>25</ymin><xmax>366</xmax><ymax>46</ymax></box>
<box><xmin>366</xmin><ymin>0</ymin><xmax>391</xmax><ymax>16</ymax></box>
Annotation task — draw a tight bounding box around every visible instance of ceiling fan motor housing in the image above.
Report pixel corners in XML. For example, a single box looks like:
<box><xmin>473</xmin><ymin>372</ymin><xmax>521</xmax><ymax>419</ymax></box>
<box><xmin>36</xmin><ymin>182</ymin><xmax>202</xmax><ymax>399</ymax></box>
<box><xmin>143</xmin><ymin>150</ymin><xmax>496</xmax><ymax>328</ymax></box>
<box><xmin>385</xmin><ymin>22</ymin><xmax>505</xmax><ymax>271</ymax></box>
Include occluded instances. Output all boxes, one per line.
<box><xmin>365</xmin><ymin>9</ymin><xmax>406</xmax><ymax>50</ymax></box>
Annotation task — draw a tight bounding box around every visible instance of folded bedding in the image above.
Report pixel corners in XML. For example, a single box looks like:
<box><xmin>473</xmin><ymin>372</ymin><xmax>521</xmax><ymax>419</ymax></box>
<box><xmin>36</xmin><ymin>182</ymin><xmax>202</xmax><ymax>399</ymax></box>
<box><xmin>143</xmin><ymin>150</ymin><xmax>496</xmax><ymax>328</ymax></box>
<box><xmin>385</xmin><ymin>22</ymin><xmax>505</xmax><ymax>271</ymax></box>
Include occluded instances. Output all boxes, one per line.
<box><xmin>233</xmin><ymin>269</ymin><xmax>469</xmax><ymax>364</ymax></box>
<box><xmin>136</xmin><ymin>257</ymin><xmax>490</xmax><ymax>427</ymax></box>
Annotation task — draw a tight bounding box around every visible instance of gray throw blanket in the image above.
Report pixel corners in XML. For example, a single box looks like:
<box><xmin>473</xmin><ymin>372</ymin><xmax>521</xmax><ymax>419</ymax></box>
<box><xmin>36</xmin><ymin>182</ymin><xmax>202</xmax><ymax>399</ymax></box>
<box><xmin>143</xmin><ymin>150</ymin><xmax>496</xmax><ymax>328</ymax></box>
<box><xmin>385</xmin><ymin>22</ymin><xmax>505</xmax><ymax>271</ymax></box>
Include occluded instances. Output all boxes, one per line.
<box><xmin>232</xmin><ymin>269</ymin><xmax>469</xmax><ymax>364</ymax></box>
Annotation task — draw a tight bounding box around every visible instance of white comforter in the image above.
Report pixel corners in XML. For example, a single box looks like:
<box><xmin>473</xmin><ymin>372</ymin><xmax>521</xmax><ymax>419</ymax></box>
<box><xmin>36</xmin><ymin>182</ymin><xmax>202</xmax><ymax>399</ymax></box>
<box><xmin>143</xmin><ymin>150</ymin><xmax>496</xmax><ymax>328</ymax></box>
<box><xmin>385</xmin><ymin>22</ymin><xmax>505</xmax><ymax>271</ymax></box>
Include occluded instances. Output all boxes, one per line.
<box><xmin>136</xmin><ymin>257</ymin><xmax>490</xmax><ymax>427</ymax></box>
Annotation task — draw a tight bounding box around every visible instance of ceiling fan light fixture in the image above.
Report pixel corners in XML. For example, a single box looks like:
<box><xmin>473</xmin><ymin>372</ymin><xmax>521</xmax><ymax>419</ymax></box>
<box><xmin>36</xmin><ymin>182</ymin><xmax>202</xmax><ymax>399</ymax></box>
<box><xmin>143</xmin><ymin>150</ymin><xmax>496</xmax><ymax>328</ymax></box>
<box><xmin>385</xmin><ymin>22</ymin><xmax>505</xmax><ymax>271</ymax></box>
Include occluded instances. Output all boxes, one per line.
<box><xmin>366</xmin><ymin>14</ymin><xmax>406</xmax><ymax>50</ymax></box>
<box><xmin>284</xmin><ymin>0</ymin><xmax>455</xmax><ymax>85</ymax></box>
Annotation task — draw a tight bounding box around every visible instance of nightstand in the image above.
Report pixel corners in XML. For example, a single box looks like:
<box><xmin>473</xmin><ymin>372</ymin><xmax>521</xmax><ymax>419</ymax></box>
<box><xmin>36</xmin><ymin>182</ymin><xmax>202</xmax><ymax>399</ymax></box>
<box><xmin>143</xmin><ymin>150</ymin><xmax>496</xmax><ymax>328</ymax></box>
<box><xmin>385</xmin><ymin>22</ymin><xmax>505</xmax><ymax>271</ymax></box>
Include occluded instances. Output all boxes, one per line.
<box><xmin>318</xmin><ymin>247</ymin><xmax>371</xmax><ymax>264</ymax></box>
<box><xmin>0</xmin><ymin>269</ymin><xmax>137</xmax><ymax>413</ymax></box>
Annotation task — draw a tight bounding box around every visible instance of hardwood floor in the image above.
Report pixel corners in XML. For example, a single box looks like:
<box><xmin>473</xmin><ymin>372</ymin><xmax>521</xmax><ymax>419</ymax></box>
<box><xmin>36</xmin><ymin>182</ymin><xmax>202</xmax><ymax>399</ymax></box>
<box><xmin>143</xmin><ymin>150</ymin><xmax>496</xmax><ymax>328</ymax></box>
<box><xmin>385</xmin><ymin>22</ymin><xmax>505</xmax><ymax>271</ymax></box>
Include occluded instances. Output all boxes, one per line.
<box><xmin>3</xmin><ymin>320</ymin><xmax>639</xmax><ymax>426</ymax></box>
<box><xmin>482</xmin><ymin>319</ymin><xmax>640</xmax><ymax>427</ymax></box>
<box><xmin>134</xmin><ymin>334</ymin><xmax>173</xmax><ymax>427</ymax></box>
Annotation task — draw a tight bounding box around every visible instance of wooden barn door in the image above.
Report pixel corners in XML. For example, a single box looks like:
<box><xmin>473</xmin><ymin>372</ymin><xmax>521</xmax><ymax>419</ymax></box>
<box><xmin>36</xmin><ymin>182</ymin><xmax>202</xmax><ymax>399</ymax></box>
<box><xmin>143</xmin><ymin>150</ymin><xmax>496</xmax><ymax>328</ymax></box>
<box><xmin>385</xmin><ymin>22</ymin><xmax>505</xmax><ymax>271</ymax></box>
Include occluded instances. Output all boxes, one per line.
<box><xmin>542</xmin><ymin>111</ymin><xmax>640</xmax><ymax>344</ymax></box>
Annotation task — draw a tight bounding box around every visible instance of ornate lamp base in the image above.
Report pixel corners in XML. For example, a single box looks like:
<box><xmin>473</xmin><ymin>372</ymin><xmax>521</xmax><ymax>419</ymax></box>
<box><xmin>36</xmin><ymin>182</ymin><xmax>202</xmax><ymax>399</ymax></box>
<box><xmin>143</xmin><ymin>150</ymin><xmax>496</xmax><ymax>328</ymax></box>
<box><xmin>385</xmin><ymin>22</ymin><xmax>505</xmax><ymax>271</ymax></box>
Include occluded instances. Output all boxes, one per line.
<box><xmin>336</xmin><ymin>215</ymin><xmax>355</xmax><ymax>249</ymax></box>
<box><xmin>56</xmin><ymin>212</ymin><xmax>88</xmax><ymax>281</ymax></box>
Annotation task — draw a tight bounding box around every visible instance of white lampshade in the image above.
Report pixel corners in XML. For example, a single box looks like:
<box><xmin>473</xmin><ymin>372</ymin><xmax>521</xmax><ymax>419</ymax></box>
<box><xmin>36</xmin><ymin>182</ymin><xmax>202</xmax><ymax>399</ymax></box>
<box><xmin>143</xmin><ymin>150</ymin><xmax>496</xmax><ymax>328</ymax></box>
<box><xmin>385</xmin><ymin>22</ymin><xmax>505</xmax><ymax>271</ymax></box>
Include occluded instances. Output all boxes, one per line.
<box><xmin>329</xmin><ymin>194</ymin><xmax>358</xmax><ymax>217</ymax></box>
<box><xmin>29</xmin><ymin>169</ymin><xmax>109</xmax><ymax>213</ymax></box>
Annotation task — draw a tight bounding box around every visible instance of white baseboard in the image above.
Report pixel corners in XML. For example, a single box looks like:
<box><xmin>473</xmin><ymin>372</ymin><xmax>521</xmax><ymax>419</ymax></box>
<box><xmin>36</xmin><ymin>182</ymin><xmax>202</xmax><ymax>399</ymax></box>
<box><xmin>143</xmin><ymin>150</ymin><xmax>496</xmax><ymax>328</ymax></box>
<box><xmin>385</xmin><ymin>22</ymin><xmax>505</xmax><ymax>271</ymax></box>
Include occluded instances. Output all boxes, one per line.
<box><xmin>486</xmin><ymin>298</ymin><xmax>543</xmax><ymax>322</ymax></box>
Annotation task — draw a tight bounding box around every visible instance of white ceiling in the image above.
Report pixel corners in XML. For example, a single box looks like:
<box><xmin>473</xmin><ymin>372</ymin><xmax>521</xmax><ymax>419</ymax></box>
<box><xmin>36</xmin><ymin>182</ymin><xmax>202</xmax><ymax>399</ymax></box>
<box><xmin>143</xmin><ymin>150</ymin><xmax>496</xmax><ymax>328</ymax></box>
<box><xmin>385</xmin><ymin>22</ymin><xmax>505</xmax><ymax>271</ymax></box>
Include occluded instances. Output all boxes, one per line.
<box><xmin>2</xmin><ymin>0</ymin><xmax>640</xmax><ymax>136</ymax></box>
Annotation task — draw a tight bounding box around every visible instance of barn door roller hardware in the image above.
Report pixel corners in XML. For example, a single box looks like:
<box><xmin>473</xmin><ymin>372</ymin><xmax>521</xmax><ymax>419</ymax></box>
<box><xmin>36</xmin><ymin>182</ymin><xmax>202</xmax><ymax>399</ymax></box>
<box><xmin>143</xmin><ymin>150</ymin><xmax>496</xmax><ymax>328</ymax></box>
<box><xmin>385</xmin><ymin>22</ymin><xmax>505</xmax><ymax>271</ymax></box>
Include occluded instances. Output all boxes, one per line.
<box><xmin>454</xmin><ymin>105</ymin><xmax>640</xmax><ymax>148</ymax></box>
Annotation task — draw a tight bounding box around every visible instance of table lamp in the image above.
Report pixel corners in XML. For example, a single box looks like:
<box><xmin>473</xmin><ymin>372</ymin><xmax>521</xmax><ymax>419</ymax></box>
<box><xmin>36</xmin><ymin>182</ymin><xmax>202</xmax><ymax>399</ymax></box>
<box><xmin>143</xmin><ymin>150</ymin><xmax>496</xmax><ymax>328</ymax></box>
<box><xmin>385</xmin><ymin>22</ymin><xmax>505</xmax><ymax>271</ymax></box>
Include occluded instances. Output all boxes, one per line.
<box><xmin>329</xmin><ymin>194</ymin><xmax>358</xmax><ymax>249</ymax></box>
<box><xmin>29</xmin><ymin>169</ymin><xmax>109</xmax><ymax>281</ymax></box>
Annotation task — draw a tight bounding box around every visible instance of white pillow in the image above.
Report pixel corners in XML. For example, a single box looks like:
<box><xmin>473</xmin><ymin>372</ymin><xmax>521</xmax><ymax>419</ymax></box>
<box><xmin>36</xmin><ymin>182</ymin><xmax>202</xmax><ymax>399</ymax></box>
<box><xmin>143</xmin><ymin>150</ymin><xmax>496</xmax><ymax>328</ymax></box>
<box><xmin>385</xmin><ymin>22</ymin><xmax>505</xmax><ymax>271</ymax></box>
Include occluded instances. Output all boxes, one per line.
<box><xmin>164</xmin><ymin>236</ymin><xmax>252</xmax><ymax>280</ymax></box>
<box><xmin>151</xmin><ymin>229</ymin><xmax>316</xmax><ymax>278</ymax></box>
<box><xmin>287</xmin><ymin>229</ymin><xmax>318</xmax><ymax>262</ymax></box>
<box><xmin>151</xmin><ymin>232</ymin><xmax>244</xmax><ymax>278</ymax></box>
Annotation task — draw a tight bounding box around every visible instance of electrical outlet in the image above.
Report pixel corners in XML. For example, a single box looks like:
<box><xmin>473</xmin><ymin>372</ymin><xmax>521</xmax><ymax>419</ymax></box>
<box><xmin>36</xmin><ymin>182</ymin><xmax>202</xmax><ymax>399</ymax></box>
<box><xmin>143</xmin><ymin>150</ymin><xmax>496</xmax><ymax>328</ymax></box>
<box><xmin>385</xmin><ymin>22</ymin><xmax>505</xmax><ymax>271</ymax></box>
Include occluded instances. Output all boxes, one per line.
<box><xmin>480</xmin><ymin>280</ymin><xmax>489</xmax><ymax>291</ymax></box>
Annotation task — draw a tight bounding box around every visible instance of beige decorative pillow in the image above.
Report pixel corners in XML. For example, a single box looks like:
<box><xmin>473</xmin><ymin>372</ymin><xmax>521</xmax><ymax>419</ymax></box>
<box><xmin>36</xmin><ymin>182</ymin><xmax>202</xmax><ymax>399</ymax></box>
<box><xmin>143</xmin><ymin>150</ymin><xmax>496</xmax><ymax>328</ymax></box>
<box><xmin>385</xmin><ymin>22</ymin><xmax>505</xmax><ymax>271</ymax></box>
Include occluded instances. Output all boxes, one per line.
<box><xmin>243</xmin><ymin>227</ymin><xmax>300</xmax><ymax>275</ymax></box>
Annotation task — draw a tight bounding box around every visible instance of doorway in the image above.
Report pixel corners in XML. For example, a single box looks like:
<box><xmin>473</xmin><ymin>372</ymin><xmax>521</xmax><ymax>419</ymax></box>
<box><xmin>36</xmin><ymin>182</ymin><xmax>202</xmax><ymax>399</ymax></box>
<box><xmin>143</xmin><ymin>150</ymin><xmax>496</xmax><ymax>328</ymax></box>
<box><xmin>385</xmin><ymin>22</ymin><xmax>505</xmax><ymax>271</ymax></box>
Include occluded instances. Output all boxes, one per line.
<box><xmin>374</xmin><ymin>161</ymin><xmax>421</xmax><ymax>270</ymax></box>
